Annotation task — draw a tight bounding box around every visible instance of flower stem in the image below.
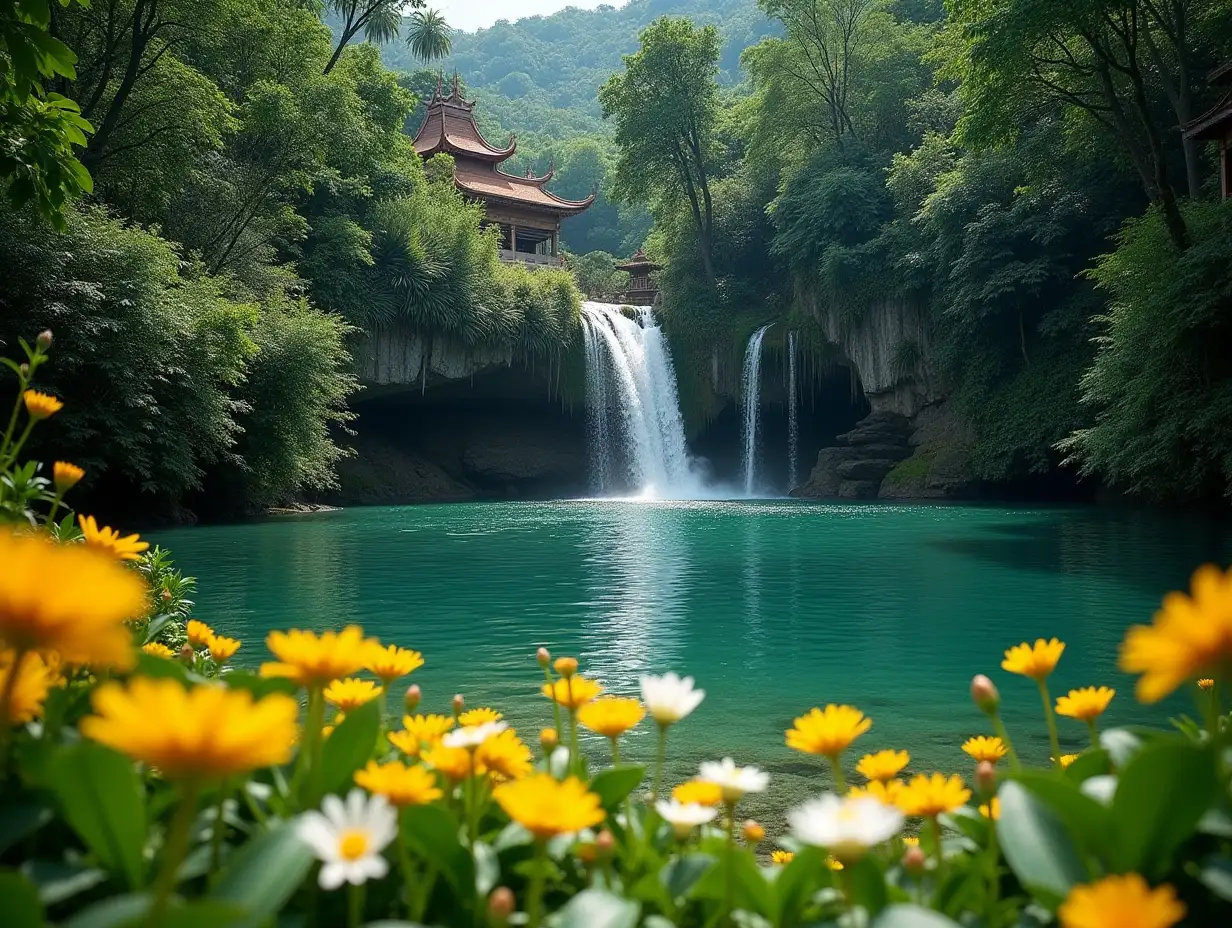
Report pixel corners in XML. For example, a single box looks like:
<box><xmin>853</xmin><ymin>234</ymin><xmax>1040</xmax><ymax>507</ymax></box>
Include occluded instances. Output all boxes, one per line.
<box><xmin>398</xmin><ymin>809</ymin><xmax>418</xmax><ymax>917</ymax></box>
<box><xmin>567</xmin><ymin>706</ymin><xmax>581</xmax><ymax>777</ymax></box>
<box><xmin>527</xmin><ymin>840</ymin><xmax>548</xmax><ymax>928</ymax></box>
<box><xmin>210</xmin><ymin>780</ymin><xmax>229</xmax><ymax>877</ymax></box>
<box><xmin>151</xmin><ymin>780</ymin><xmax>200</xmax><ymax>926</ymax></box>
<box><xmin>0</xmin><ymin>647</ymin><xmax>30</xmax><ymax>782</ymax></box>
<box><xmin>1086</xmin><ymin>719</ymin><xmax>1100</xmax><ymax>751</ymax></box>
<box><xmin>990</xmin><ymin>712</ymin><xmax>1021</xmax><ymax>771</ymax></box>
<box><xmin>929</xmin><ymin>815</ymin><xmax>946</xmax><ymax>900</ymax></box>
<box><xmin>652</xmin><ymin>724</ymin><xmax>668</xmax><ymax>801</ymax></box>
<box><xmin>298</xmin><ymin>686</ymin><xmax>325</xmax><ymax>806</ymax></box>
<box><xmin>985</xmin><ymin>813</ymin><xmax>1000</xmax><ymax>922</ymax></box>
<box><xmin>724</xmin><ymin>803</ymin><xmax>737</xmax><ymax>927</ymax></box>
<box><xmin>827</xmin><ymin>755</ymin><xmax>847</xmax><ymax>794</ymax></box>
<box><xmin>542</xmin><ymin>665</ymin><xmax>562</xmax><ymax>738</ymax></box>
<box><xmin>1036</xmin><ymin>679</ymin><xmax>1063</xmax><ymax>770</ymax></box>
<box><xmin>465</xmin><ymin>760</ymin><xmax>478</xmax><ymax>849</ymax></box>
<box><xmin>347</xmin><ymin>881</ymin><xmax>365</xmax><ymax>928</ymax></box>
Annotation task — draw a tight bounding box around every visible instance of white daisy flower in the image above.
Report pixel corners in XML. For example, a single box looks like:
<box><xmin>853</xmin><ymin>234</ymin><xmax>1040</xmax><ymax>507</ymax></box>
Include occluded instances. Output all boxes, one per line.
<box><xmin>697</xmin><ymin>757</ymin><xmax>769</xmax><ymax>803</ymax></box>
<box><xmin>296</xmin><ymin>789</ymin><xmax>398</xmax><ymax>889</ymax></box>
<box><xmin>655</xmin><ymin>799</ymin><xmax>719</xmax><ymax>838</ymax></box>
<box><xmin>788</xmin><ymin>794</ymin><xmax>903</xmax><ymax>862</ymax></box>
<box><xmin>640</xmin><ymin>672</ymin><xmax>705</xmax><ymax>725</ymax></box>
<box><xmin>442</xmin><ymin>720</ymin><xmax>509</xmax><ymax>749</ymax></box>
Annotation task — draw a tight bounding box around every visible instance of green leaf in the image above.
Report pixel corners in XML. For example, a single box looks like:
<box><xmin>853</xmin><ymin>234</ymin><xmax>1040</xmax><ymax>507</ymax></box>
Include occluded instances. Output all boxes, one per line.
<box><xmin>0</xmin><ymin>801</ymin><xmax>53</xmax><ymax>854</ymax></box>
<box><xmin>1062</xmin><ymin>749</ymin><xmax>1110</xmax><ymax>782</ymax></box>
<box><xmin>46</xmin><ymin>742</ymin><xmax>147</xmax><ymax>890</ymax></box>
<box><xmin>554</xmin><ymin>889</ymin><xmax>639</xmax><ymax>928</ymax></box>
<box><xmin>60</xmin><ymin>893</ymin><xmax>151</xmax><ymax>928</ymax></box>
<box><xmin>872</xmin><ymin>903</ymin><xmax>964</xmax><ymax>927</ymax></box>
<box><xmin>0</xmin><ymin>871</ymin><xmax>44</xmax><ymax>928</ymax></box>
<box><xmin>1198</xmin><ymin>855</ymin><xmax>1232</xmax><ymax>902</ymax></box>
<box><xmin>20</xmin><ymin>860</ymin><xmax>107</xmax><ymax>906</ymax></box>
<box><xmin>996</xmin><ymin>781</ymin><xmax>1086</xmax><ymax>907</ymax></box>
<box><xmin>845</xmin><ymin>856</ymin><xmax>888</xmax><ymax>915</ymax></box>
<box><xmin>210</xmin><ymin>822</ymin><xmax>314</xmax><ymax>928</ymax></box>
<box><xmin>661</xmin><ymin>853</ymin><xmax>715</xmax><ymax>901</ymax></box>
<box><xmin>319</xmin><ymin>699</ymin><xmax>381</xmax><ymax>796</ymax></box>
<box><xmin>401</xmin><ymin>803</ymin><xmax>472</xmax><ymax>897</ymax></box>
<box><xmin>1012</xmin><ymin>772</ymin><xmax>1112</xmax><ymax>858</ymax></box>
<box><xmin>772</xmin><ymin>845</ymin><xmax>824</xmax><ymax>923</ymax></box>
<box><xmin>690</xmin><ymin>851</ymin><xmax>774</xmax><ymax>916</ymax></box>
<box><xmin>1112</xmin><ymin>740</ymin><xmax>1218</xmax><ymax>877</ymax></box>
<box><xmin>588</xmin><ymin>765</ymin><xmax>645</xmax><ymax>809</ymax></box>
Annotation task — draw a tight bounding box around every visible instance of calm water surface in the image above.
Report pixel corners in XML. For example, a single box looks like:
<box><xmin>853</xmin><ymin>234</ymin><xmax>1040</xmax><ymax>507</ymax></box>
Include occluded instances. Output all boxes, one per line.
<box><xmin>151</xmin><ymin>500</ymin><xmax>1229</xmax><ymax>821</ymax></box>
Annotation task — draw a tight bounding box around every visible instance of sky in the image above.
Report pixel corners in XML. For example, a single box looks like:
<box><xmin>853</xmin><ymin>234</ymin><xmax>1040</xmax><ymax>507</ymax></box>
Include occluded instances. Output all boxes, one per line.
<box><xmin>435</xmin><ymin>1</ymin><xmax>628</xmax><ymax>33</ymax></box>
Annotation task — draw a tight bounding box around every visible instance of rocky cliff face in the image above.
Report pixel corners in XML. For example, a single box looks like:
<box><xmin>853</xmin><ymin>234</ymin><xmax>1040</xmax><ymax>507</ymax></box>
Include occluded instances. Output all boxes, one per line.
<box><xmin>353</xmin><ymin>326</ymin><xmax>517</xmax><ymax>393</ymax></box>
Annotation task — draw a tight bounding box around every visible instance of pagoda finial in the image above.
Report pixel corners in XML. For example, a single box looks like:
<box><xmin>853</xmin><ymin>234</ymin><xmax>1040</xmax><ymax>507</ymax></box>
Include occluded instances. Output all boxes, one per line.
<box><xmin>434</xmin><ymin>70</ymin><xmax>443</xmax><ymax>100</ymax></box>
<box><xmin>450</xmin><ymin>70</ymin><xmax>461</xmax><ymax>101</ymax></box>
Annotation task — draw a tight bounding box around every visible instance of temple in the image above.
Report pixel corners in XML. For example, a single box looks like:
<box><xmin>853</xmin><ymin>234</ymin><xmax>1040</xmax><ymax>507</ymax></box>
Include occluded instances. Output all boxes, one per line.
<box><xmin>1184</xmin><ymin>61</ymin><xmax>1232</xmax><ymax>200</ymax></box>
<box><xmin>413</xmin><ymin>76</ymin><xmax>594</xmax><ymax>264</ymax></box>
<box><xmin>615</xmin><ymin>247</ymin><xmax>662</xmax><ymax>305</ymax></box>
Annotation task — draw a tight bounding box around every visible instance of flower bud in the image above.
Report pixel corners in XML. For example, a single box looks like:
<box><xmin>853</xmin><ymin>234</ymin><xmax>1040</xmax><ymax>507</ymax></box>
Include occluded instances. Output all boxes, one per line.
<box><xmin>160</xmin><ymin>588</ymin><xmax>172</xmax><ymax>602</ymax></box>
<box><xmin>971</xmin><ymin>674</ymin><xmax>1001</xmax><ymax>714</ymax></box>
<box><xmin>405</xmin><ymin>684</ymin><xmax>422</xmax><ymax>713</ymax></box>
<box><xmin>742</xmin><ymin>820</ymin><xmax>765</xmax><ymax>844</ymax></box>
<box><xmin>179</xmin><ymin>643</ymin><xmax>195</xmax><ymax>664</ymax></box>
<box><xmin>595</xmin><ymin>829</ymin><xmax>615</xmax><ymax>857</ymax></box>
<box><xmin>36</xmin><ymin>330</ymin><xmax>53</xmax><ymax>351</ymax></box>
<box><xmin>537</xmin><ymin>646</ymin><xmax>551</xmax><ymax>667</ymax></box>
<box><xmin>52</xmin><ymin>461</ymin><xmax>85</xmax><ymax>494</ymax></box>
<box><xmin>903</xmin><ymin>846</ymin><xmax>927</xmax><ymax>875</ymax></box>
<box><xmin>575</xmin><ymin>840</ymin><xmax>598</xmax><ymax>864</ymax></box>
<box><xmin>540</xmin><ymin>727</ymin><xmax>559</xmax><ymax>751</ymax></box>
<box><xmin>554</xmin><ymin>656</ymin><xmax>578</xmax><ymax>678</ymax></box>
<box><xmin>452</xmin><ymin>693</ymin><xmax>465</xmax><ymax>717</ymax></box>
<box><xmin>976</xmin><ymin>760</ymin><xmax>998</xmax><ymax>797</ymax></box>
<box><xmin>18</xmin><ymin>362</ymin><xmax>29</xmax><ymax>377</ymax></box>
<box><xmin>487</xmin><ymin>886</ymin><xmax>515</xmax><ymax>923</ymax></box>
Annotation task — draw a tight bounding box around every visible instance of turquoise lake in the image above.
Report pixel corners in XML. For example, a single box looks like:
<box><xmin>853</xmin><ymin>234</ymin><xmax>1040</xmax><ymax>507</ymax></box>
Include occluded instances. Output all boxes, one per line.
<box><xmin>151</xmin><ymin>500</ymin><xmax>1229</xmax><ymax>824</ymax></box>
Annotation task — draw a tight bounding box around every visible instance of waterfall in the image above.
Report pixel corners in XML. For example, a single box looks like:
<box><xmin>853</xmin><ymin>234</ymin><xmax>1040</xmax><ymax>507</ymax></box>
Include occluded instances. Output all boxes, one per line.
<box><xmin>740</xmin><ymin>323</ymin><xmax>773</xmax><ymax>496</ymax></box>
<box><xmin>787</xmin><ymin>330</ymin><xmax>799</xmax><ymax>489</ymax></box>
<box><xmin>580</xmin><ymin>302</ymin><xmax>697</xmax><ymax>497</ymax></box>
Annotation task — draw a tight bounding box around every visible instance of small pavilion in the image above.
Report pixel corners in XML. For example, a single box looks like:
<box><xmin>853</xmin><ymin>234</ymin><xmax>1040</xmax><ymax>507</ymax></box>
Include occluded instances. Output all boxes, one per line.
<box><xmin>412</xmin><ymin>76</ymin><xmax>594</xmax><ymax>263</ymax></box>
<box><xmin>1184</xmin><ymin>61</ymin><xmax>1232</xmax><ymax>200</ymax></box>
<box><xmin>615</xmin><ymin>248</ymin><xmax>661</xmax><ymax>305</ymax></box>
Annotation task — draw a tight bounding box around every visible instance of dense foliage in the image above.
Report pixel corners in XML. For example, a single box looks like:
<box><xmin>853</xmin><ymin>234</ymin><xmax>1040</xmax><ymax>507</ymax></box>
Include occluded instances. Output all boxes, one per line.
<box><xmin>4</xmin><ymin>351</ymin><xmax>1232</xmax><ymax>927</ymax></box>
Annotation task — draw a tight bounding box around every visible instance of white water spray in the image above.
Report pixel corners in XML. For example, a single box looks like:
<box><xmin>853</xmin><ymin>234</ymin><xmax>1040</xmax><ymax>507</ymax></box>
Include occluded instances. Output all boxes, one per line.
<box><xmin>787</xmin><ymin>330</ymin><xmax>799</xmax><ymax>489</ymax></box>
<box><xmin>740</xmin><ymin>323</ymin><xmax>773</xmax><ymax>496</ymax></box>
<box><xmin>580</xmin><ymin>302</ymin><xmax>698</xmax><ymax>497</ymax></box>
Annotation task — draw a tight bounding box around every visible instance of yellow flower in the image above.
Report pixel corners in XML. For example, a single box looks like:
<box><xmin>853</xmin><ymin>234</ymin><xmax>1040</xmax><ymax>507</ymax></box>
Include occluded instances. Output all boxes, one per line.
<box><xmin>207</xmin><ymin>634</ymin><xmax>241</xmax><ymax>663</ymax></box>
<box><xmin>0</xmin><ymin>529</ymin><xmax>146</xmax><ymax>669</ymax></box>
<box><xmin>1055</xmin><ymin>686</ymin><xmax>1114</xmax><ymax>722</ymax></box>
<box><xmin>364</xmin><ymin>643</ymin><xmax>424</xmax><ymax>685</ymax></box>
<box><xmin>896</xmin><ymin>773</ymin><xmax>971</xmax><ymax>817</ymax></box>
<box><xmin>554</xmin><ymin>656</ymin><xmax>579</xmax><ymax>677</ymax></box>
<box><xmin>23</xmin><ymin>389</ymin><xmax>63</xmax><ymax>420</ymax></box>
<box><xmin>577</xmin><ymin>696</ymin><xmax>645</xmax><ymax>738</ymax></box>
<box><xmin>1058</xmin><ymin>874</ymin><xmax>1185</xmax><ymax>928</ymax></box>
<box><xmin>786</xmin><ymin>704</ymin><xmax>872</xmax><ymax>757</ymax></box>
<box><xmin>324</xmin><ymin>678</ymin><xmax>383</xmax><ymax>712</ymax></box>
<box><xmin>422</xmin><ymin>742</ymin><xmax>475</xmax><ymax>782</ymax></box>
<box><xmin>81</xmin><ymin>677</ymin><xmax>297</xmax><ymax>778</ymax></box>
<box><xmin>1120</xmin><ymin>565</ymin><xmax>1232</xmax><ymax>703</ymax></box>
<box><xmin>77</xmin><ymin>514</ymin><xmax>149</xmax><ymax>562</ymax></box>
<box><xmin>1198</xmin><ymin>678</ymin><xmax>1215</xmax><ymax>690</ymax></box>
<box><xmin>389</xmin><ymin>713</ymin><xmax>455</xmax><ymax>757</ymax></box>
<box><xmin>355</xmin><ymin>760</ymin><xmax>442</xmax><ymax>806</ymax></box>
<box><xmin>827</xmin><ymin>857</ymin><xmax>844</xmax><ymax>871</ymax></box>
<box><xmin>541</xmin><ymin>675</ymin><xmax>603</xmax><ymax>709</ymax></box>
<box><xmin>53</xmin><ymin>461</ymin><xmax>84</xmax><ymax>493</ymax></box>
<box><xmin>142</xmin><ymin>642</ymin><xmax>175</xmax><ymax>659</ymax></box>
<box><xmin>672</xmin><ymin>779</ymin><xmax>724</xmax><ymax>807</ymax></box>
<box><xmin>1002</xmin><ymin>638</ymin><xmax>1065</xmax><ymax>680</ymax></box>
<box><xmin>902</xmin><ymin>835</ymin><xmax>919</xmax><ymax>847</ymax></box>
<box><xmin>0</xmin><ymin>650</ymin><xmax>52</xmax><ymax>724</ymax></box>
<box><xmin>771</xmin><ymin>850</ymin><xmax>794</xmax><ymax>865</ymax></box>
<box><xmin>961</xmin><ymin>735</ymin><xmax>1007</xmax><ymax>764</ymax></box>
<box><xmin>261</xmin><ymin>626</ymin><xmax>370</xmax><ymax>687</ymax></box>
<box><xmin>493</xmin><ymin>773</ymin><xmax>605</xmax><ymax>839</ymax></box>
<box><xmin>477</xmin><ymin>729</ymin><xmax>533</xmax><ymax>781</ymax></box>
<box><xmin>186</xmin><ymin>619</ymin><xmax>215</xmax><ymax>648</ymax></box>
<box><xmin>1058</xmin><ymin>754</ymin><xmax>1079</xmax><ymax>768</ymax></box>
<box><xmin>856</xmin><ymin>749</ymin><xmax>909</xmax><ymax>782</ymax></box>
<box><xmin>458</xmin><ymin>707</ymin><xmax>503</xmax><ymax>726</ymax></box>
<box><xmin>847</xmin><ymin>779</ymin><xmax>903</xmax><ymax>806</ymax></box>
<box><xmin>979</xmin><ymin>797</ymin><xmax>1001</xmax><ymax>820</ymax></box>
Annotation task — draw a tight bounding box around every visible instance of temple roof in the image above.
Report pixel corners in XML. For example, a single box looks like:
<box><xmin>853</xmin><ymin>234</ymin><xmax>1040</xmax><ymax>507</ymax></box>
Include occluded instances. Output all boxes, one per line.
<box><xmin>412</xmin><ymin>74</ymin><xmax>516</xmax><ymax>162</ymax></box>
<box><xmin>615</xmin><ymin>247</ymin><xmax>661</xmax><ymax>272</ymax></box>
<box><xmin>454</xmin><ymin>161</ymin><xmax>595</xmax><ymax>216</ymax></box>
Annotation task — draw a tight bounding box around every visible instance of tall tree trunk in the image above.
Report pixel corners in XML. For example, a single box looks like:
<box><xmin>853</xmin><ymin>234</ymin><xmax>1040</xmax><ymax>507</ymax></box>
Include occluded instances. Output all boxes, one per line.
<box><xmin>82</xmin><ymin>0</ymin><xmax>156</xmax><ymax>169</ymax></box>
<box><xmin>324</xmin><ymin>24</ymin><xmax>362</xmax><ymax>74</ymax></box>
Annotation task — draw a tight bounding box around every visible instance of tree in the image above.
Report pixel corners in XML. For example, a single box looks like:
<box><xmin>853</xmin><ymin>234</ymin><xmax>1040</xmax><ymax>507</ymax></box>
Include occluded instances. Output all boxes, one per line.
<box><xmin>323</xmin><ymin>0</ymin><xmax>423</xmax><ymax>74</ymax></box>
<box><xmin>600</xmin><ymin>17</ymin><xmax>722</xmax><ymax>284</ymax></box>
<box><xmin>406</xmin><ymin>7</ymin><xmax>451</xmax><ymax>64</ymax></box>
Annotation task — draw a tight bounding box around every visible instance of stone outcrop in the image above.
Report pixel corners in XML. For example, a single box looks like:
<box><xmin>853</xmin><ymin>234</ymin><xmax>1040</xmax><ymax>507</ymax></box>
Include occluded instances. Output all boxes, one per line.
<box><xmin>353</xmin><ymin>326</ymin><xmax>515</xmax><ymax>391</ymax></box>
<box><xmin>791</xmin><ymin>411</ymin><xmax>912</xmax><ymax>500</ymax></box>
<box><xmin>879</xmin><ymin>401</ymin><xmax>975</xmax><ymax>500</ymax></box>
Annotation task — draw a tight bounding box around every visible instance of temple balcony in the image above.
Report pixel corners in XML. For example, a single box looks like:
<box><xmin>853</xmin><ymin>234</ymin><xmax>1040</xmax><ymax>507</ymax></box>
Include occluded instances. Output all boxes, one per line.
<box><xmin>499</xmin><ymin>250</ymin><xmax>563</xmax><ymax>267</ymax></box>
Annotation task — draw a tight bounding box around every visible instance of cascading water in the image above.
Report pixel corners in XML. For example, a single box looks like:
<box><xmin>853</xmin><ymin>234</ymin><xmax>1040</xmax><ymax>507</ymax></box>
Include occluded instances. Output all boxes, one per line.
<box><xmin>580</xmin><ymin>302</ymin><xmax>697</xmax><ymax>497</ymax></box>
<box><xmin>787</xmin><ymin>330</ymin><xmax>799</xmax><ymax>489</ymax></box>
<box><xmin>740</xmin><ymin>323</ymin><xmax>773</xmax><ymax>496</ymax></box>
